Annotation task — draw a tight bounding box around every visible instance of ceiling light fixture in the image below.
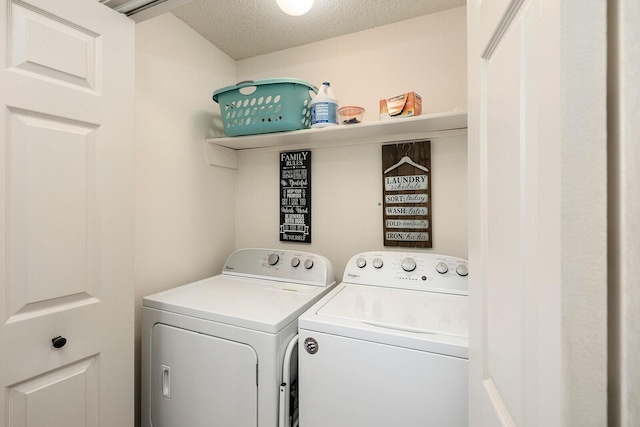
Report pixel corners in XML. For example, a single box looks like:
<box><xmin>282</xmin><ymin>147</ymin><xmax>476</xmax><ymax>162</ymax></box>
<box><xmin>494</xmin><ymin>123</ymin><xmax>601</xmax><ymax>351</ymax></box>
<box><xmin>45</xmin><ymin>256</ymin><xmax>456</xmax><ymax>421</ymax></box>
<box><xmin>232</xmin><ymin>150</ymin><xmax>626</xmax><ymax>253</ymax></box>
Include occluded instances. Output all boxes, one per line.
<box><xmin>276</xmin><ymin>0</ymin><xmax>314</xmax><ymax>16</ymax></box>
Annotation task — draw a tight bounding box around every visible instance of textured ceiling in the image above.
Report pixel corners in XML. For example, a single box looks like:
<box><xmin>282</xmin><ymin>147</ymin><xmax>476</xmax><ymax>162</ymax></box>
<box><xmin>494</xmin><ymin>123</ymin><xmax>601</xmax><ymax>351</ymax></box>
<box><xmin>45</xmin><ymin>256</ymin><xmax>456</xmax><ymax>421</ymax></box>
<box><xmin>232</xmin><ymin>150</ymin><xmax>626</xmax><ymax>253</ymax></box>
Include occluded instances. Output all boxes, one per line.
<box><xmin>172</xmin><ymin>0</ymin><xmax>466</xmax><ymax>60</ymax></box>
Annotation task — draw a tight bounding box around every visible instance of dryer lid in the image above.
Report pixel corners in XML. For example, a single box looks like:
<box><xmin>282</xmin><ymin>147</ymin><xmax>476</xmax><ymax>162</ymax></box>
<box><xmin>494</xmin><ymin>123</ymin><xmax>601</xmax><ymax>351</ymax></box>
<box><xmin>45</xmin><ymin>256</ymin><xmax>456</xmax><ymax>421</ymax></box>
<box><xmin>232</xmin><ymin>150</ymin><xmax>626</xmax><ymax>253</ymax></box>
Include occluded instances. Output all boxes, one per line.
<box><xmin>143</xmin><ymin>274</ymin><xmax>335</xmax><ymax>334</ymax></box>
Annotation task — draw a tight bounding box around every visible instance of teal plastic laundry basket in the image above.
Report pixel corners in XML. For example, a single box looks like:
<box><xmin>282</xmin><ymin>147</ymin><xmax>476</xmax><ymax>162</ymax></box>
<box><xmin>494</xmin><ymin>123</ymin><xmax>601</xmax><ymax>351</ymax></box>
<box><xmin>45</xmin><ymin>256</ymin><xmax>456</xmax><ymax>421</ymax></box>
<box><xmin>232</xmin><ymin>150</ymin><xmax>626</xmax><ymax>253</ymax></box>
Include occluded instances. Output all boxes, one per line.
<box><xmin>212</xmin><ymin>78</ymin><xmax>318</xmax><ymax>137</ymax></box>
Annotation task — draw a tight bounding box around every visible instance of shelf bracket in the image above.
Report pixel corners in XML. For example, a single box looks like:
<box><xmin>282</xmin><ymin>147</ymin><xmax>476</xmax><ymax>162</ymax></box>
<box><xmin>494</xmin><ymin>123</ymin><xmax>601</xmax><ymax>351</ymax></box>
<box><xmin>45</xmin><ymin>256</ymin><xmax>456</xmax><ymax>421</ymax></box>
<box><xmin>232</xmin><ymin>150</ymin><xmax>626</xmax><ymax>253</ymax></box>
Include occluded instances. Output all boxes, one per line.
<box><xmin>204</xmin><ymin>141</ymin><xmax>238</xmax><ymax>169</ymax></box>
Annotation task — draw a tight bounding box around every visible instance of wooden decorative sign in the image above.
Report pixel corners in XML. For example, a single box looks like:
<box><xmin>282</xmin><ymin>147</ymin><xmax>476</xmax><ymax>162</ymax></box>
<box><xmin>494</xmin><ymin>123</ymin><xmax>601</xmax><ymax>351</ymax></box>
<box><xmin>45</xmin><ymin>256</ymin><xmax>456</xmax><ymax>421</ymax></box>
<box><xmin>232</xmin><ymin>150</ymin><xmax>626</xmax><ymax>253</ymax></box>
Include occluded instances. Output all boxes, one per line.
<box><xmin>382</xmin><ymin>140</ymin><xmax>432</xmax><ymax>248</ymax></box>
<box><xmin>279</xmin><ymin>150</ymin><xmax>311</xmax><ymax>243</ymax></box>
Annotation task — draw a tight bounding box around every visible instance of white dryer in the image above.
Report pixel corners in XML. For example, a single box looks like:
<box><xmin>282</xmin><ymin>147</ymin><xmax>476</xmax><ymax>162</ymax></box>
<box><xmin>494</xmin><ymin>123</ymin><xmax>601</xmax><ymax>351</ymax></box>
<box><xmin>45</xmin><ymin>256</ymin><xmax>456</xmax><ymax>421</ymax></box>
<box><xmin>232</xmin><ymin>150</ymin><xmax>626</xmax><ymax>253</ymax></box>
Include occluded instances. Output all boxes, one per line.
<box><xmin>298</xmin><ymin>251</ymin><xmax>469</xmax><ymax>427</ymax></box>
<box><xmin>141</xmin><ymin>248</ymin><xmax>335</xmax><ymax>427</ymax></box>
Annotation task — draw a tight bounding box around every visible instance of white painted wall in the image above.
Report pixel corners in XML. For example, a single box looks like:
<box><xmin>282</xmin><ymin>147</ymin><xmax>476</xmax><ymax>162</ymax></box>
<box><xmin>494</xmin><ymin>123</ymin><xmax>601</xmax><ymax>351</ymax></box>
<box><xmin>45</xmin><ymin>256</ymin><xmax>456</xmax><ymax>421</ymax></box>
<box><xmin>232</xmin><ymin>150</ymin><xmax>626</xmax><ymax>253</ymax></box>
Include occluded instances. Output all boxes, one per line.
<box><xmin>234</xmin><ymin>7</ymin><xmax>468</xmax><ymax>276</ymax></box>
<box><xmin>133</xmin><ymin>13</ymin><xmax>236</xmax><ymax>426</ymax></box>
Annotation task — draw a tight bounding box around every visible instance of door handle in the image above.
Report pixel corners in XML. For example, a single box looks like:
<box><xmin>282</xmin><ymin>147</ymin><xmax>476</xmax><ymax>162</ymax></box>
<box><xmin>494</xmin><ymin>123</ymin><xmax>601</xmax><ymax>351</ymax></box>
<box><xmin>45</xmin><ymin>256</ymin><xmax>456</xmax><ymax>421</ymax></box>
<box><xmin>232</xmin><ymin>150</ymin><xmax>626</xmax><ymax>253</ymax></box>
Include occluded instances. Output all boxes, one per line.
<box><xmin>51</xmin><ymin>336</ymin><xmax>67</xmax><ymax>349</ymax></box>
<box><xmin>161</xmin><ymin>365</ymin><xmax>170</xmax><ymax>398</ymax></box>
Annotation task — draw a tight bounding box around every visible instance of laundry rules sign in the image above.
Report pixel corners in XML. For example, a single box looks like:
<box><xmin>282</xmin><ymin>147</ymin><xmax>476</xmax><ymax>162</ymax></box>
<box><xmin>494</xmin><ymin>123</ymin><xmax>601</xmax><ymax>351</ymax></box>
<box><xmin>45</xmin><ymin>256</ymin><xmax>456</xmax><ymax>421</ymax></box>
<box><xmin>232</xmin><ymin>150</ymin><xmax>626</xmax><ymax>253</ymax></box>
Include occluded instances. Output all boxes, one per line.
<box><xmin>280</xmin><ymin>150</ymin><xmax>311</xmax><ymax>243</ymax></box>
<box><xmin>382</xmin><ymin>141</ymin><xmax>432</xmax><ymax>248</ymax></box>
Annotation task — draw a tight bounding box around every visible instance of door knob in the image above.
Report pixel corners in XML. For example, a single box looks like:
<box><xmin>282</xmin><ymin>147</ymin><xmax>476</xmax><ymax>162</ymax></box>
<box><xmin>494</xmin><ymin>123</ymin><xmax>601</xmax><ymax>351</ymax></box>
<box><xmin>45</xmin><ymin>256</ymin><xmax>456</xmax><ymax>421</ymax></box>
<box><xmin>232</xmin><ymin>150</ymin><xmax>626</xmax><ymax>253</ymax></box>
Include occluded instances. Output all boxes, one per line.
<box><xmin>52</xmin><ymin>336</ymin><xmax>67</xmax><ymax>349</ymax></box>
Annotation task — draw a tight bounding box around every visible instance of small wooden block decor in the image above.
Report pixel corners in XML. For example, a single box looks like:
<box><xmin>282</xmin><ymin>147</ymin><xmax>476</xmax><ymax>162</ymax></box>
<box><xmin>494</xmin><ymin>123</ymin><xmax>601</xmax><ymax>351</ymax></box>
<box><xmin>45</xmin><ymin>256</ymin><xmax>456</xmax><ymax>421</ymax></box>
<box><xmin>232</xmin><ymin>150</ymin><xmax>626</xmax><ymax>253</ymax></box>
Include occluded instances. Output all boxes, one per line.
<box><xmin>279</xmin><ymin>150</ymin><xmax>312</xmax><ymax>243</ymax></box>
<box><xmin>382</xmin><ymin>140</ymin><xmax>432</xmax><ymax>248</ymax></box>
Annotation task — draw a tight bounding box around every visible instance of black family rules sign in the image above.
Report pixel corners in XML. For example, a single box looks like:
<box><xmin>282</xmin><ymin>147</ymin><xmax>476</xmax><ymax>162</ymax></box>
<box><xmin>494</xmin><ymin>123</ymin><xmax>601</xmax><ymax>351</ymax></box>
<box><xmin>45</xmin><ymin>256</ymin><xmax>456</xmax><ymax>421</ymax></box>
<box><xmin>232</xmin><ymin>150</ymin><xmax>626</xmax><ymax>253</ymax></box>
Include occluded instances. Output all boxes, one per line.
<box><xmin>279</xmin><ymin>150</ymin><xmax>311</xmax><ymax>243</ymax></box>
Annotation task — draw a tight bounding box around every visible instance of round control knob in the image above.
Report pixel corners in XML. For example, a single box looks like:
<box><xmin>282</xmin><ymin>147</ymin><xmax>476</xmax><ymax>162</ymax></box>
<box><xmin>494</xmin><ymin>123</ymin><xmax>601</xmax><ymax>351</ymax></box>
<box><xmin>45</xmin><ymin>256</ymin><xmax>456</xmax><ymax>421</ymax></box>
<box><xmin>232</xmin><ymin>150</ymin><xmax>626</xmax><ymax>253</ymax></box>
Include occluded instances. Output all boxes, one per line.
<box><xmin>304</xmin><ymin>259</ymin><xmax>314</xmax><ymax>269</ymax></box>
<box><xmin>401</xmin><ymin>257</ymin><xmax>417</xmax><ymax>272</ymax></box>
<box><xmin>52</xmin><ymin>336</ymin><xmax>67</xmax><ymax>349</ymax></box>
<box><xmin>436</xmin><ymin>262</ymin><xmax>449</xmax><ymax>274</ymax></box>
<box><xmin>267</xmin><ymin>253</ymin><xmax>279</xmax><ymax>266</ymax></box>
<box><xmin>372</xmin><ymin>258</ymin><xmax>384</xmax><ymax>269</ymax></box>
<box><xmin>456</xmin><ymin>264</ymin><xmax>469</xmax><ymax>276</ymax></box>
<box><xmin>291</xmin><ymin>257</ymin><xmax>300</xmax><ymax>268</ymax></box>
<box><xmin>355</xmin><ymin>257</ymin><xmax>367</xmax><ymax>268</ymax></box>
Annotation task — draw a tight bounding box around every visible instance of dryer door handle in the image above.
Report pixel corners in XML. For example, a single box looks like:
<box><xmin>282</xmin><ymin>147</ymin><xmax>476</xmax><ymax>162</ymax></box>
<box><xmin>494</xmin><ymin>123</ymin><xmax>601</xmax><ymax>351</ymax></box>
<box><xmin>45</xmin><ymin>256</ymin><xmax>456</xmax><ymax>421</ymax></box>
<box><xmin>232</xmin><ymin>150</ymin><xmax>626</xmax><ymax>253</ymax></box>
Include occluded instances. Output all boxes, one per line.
<box><xmin>161</xmin><ymin>365</ymin><xmax>170</xmax><ymax>398</ymax></box>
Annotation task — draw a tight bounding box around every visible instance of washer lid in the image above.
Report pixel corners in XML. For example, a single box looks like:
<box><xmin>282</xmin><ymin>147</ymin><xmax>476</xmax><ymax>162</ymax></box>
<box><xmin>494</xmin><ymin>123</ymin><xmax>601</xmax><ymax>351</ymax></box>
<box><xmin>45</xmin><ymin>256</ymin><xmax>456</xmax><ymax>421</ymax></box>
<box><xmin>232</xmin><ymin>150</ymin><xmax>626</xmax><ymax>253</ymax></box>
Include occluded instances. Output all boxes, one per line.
<box><xmin>143</xmin><ymin>274</ymin><xmax>335</xmax><ymax>334</ymax></box>
<box><xmin>299</xmin><ymin>283</ymin><xmax>469</xmax><ymax>358</ymax></box>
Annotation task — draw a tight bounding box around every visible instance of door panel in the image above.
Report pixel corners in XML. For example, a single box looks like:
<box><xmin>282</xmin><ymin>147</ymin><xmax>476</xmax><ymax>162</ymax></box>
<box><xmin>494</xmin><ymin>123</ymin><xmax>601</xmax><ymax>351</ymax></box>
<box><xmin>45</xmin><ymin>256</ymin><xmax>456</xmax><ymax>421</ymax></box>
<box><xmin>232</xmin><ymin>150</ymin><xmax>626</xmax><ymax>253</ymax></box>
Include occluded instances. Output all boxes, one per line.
<box><xmin>7</xmin><ymin>109</ymin><xmax>99</xmax><ymax>319</ymax></box>
<box><xmin>150</xmin><ymin>324</ymin><xmax>258</xmax><ymax>427</ymax></box>
<box><xmin>484</xmin><ymin>16</ymin><xmax>523</xmax><ymax>422</ymax></box>
<box><xmin>468</xmin><ymin>0</ymin><xmax>607</xmax><ymax>425</ymax></box>
<box><xmin>9</xmin><ymin>1</ymin><xmax>99</xmax><ymax>90</ymax></box>
<box><xmin>0</xmin><ymin>1</ymin><xmax>134</xmax><ymax>426</ymax></box>
<box><xmin>609</xmin><ymin>0</ymin><xmax>640</xmax><ymax>424</ymax></box>
<box><xmin>9</xmin><ymin>356</ymin><xmax>99</xmax><ymax>427</ymax></box>
<box><xmin>469</xmin><ymin>1</ymin><xmax>558</xmax><ymax>425</ymax></box>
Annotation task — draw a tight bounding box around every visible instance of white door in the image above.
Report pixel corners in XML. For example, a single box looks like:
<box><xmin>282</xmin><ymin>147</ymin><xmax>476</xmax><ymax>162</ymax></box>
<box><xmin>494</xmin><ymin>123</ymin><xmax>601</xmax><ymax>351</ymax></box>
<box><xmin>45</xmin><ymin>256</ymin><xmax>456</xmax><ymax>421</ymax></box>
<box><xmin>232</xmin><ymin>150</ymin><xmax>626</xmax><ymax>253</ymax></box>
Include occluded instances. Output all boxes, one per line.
<box><xmin>150</xmin><ymin>324</ymin><xmax>258</xmax><ymax>427</ymax></box>
<box><xmin>0</xmin><ymin>1</ymin><xmax>134</xmax><ymax>426</ymax></box>
<box><xmin>467</xmin><ymin>0</ymin><xmax>607</xmax><ymax>426</ymax></box>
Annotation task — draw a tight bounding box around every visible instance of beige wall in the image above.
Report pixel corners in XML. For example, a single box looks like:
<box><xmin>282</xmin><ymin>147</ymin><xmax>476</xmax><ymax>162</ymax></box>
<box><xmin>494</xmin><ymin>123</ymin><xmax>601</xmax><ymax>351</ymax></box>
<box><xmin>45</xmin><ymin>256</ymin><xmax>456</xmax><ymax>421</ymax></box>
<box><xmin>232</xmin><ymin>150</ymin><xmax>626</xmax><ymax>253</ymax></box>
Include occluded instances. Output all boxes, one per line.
<box><xmin>134</xmin><ymin>13</ymin><xmax>237</xmax><ymax>426</ymax></box>
<box><xmin>234</xmin><ymin>7</ymin><xmax>468</xmax><ymax>276</ymax></box>
<box><xmin>237</xmin><ymin>7</ymin><xmax>467</xmax><ymax>121</ymax></box>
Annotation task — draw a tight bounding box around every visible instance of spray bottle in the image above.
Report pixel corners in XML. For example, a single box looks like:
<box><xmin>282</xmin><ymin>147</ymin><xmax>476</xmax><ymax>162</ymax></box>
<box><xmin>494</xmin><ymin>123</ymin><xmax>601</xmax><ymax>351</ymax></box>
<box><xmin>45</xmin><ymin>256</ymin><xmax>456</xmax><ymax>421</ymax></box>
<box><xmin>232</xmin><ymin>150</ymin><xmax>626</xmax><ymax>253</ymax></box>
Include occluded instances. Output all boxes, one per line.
<box><xmin>310</xmin><ymin>82</ymin><xmax>338</xmax><ymax>128</ymax></box>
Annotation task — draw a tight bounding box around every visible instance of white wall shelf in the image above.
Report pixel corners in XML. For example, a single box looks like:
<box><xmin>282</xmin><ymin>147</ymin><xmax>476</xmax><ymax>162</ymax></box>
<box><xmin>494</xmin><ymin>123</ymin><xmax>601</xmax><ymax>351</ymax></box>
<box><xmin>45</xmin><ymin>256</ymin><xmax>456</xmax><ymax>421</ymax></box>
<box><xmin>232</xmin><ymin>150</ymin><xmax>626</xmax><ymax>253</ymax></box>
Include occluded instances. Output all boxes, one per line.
<box><xmin>208</xmin><ymin>111</ymin><xmax>467</xmax><ymax>150</ymax></box>
<box><xmin>205</xmin><ymin>111</ymin><xmax>467</xmax><ymax>168</ymax></box>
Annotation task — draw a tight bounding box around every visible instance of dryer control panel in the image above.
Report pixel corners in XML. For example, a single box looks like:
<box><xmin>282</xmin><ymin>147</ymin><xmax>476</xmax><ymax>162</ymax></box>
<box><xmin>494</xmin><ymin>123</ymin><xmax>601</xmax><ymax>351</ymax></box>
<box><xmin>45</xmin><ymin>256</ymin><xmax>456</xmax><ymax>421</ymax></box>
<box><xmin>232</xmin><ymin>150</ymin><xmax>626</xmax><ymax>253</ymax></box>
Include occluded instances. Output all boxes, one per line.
<box><xmin>342</xmin><ymin>252</ymin><xmax>468</xmax><ymax>295</ymax></box>
<box><xmin>222</xmin><ymin>248</ymin><xmax>336</xmax><ymax>287</ymax></box>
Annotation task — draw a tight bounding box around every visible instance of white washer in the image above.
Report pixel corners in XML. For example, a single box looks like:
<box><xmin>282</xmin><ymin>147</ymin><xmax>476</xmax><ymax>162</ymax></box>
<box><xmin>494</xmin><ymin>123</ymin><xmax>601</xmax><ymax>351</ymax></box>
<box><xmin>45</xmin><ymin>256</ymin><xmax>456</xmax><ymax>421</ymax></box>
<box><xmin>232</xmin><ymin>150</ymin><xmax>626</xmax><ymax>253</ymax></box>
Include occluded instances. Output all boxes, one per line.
<box><xmin>141</xmin><ymin>248</ymin><xmax>336</xmax><ymax>427</ymax></box>
<box><xmin>298</xmin><ymin>251</ymin><xmax>469</xmax><ymax>427</ymax></box>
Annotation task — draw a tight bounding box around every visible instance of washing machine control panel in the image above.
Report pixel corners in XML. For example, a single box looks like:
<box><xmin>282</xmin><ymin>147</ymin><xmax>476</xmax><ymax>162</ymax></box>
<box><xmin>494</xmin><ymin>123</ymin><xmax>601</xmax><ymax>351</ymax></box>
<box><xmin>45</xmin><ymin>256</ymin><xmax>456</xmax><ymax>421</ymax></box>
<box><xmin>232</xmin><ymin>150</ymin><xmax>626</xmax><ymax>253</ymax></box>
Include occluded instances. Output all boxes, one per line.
<box><xmin>222</xmin><ymin>248</ymin><xmax>336</xmax><ymax>287</ymax></box>
<box><xmin>344</xmin><ymin>252</ymin><xmax>468</xmax><ymax>295</ymax></box>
